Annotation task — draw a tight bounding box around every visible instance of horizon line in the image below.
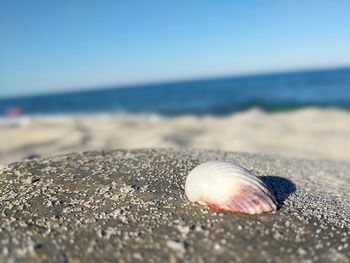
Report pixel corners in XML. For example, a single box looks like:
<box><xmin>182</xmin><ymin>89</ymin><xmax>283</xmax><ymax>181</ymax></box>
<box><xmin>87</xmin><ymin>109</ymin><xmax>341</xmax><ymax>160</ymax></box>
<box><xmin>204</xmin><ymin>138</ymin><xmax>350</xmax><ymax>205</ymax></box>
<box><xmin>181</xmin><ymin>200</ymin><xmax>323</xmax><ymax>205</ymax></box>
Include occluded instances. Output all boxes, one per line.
<box><xmin>1</xmin><ymin>64</ymin><xmax>350</xmax><ymax>100</ymax></box>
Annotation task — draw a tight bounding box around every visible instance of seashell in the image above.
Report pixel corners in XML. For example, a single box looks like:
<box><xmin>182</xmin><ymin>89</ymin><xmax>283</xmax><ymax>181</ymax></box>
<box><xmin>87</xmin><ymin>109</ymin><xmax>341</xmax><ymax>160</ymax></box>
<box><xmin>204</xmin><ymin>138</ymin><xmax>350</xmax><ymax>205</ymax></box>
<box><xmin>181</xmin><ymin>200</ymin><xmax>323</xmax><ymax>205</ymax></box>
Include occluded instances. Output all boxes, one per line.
<box><xmin>185</xmin><ymin>161</ymin><xmax>277</xmax><ymax>215</ymax></box>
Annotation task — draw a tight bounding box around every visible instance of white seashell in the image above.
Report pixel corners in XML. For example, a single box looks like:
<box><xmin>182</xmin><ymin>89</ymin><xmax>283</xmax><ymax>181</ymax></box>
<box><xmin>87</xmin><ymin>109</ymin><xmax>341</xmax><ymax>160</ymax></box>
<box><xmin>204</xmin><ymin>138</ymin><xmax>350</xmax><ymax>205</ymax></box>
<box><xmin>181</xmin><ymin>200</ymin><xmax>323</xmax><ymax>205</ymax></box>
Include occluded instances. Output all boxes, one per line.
<box><xmin>185</xmin><ymin>161</ymin><xmax>277</xmax><ymax>215</ymax></box>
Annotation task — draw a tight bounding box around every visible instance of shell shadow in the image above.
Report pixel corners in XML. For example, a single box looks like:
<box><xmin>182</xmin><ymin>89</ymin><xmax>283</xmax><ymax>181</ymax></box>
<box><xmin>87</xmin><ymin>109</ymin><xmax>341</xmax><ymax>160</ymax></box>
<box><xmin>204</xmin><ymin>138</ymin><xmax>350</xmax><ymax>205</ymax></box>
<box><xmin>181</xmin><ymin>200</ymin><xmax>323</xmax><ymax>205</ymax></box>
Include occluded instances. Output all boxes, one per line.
<box><xmin>258</xmin><ymin>176</ymin><xmax>296</xmax><ymax>208</ymax></box>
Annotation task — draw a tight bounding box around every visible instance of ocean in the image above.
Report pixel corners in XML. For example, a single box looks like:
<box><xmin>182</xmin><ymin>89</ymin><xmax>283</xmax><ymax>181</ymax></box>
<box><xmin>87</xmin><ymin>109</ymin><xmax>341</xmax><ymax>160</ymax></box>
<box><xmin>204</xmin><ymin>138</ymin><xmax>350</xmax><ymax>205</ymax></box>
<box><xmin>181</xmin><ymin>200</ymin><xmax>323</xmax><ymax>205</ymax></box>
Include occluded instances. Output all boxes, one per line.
<box><xmin>1</xmin><ymin>67</ymin><xmax>350</xmax><ymax>116</ymax></box>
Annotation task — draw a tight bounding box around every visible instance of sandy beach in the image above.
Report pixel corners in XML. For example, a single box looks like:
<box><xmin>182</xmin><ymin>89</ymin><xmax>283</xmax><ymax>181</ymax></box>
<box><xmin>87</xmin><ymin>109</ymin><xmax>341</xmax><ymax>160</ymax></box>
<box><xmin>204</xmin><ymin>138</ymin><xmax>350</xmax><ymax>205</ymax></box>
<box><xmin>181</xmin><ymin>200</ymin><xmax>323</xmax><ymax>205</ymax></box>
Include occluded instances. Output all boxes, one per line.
<box><xmin>1</xmin><ymin>107</ymin><xmax>350</xmax><ymax>164</ymax></box>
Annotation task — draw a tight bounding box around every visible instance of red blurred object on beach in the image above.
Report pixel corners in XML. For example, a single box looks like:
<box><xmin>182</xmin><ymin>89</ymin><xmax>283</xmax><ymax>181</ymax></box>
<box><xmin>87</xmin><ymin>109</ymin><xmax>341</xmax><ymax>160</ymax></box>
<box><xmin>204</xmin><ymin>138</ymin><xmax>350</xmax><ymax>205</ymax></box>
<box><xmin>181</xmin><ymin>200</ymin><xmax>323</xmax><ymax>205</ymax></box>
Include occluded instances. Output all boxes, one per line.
<box><xmin>6</xmin><ymin>107</ymin><xmax>23</xmax><ymax>117</ymax></box>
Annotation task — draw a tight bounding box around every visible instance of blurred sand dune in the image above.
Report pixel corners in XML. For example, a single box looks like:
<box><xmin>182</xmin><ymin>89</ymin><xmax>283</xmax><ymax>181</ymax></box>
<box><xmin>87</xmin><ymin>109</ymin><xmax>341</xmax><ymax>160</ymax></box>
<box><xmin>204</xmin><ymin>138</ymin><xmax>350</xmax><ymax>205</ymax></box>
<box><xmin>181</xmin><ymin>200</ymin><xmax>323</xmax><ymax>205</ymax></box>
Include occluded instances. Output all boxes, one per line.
<box><xmin>1</xmin><ymin>107</ymin><xmax>350</xmax><ymax>164</ymax></box>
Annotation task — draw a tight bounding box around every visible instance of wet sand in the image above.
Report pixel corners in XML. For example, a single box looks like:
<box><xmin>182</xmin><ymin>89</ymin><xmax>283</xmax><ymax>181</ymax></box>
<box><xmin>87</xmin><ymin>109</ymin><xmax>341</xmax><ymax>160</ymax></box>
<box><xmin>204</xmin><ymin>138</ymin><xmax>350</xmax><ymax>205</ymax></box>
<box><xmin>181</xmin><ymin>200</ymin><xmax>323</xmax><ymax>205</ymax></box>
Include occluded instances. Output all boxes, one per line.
<box><xmin>0</xmin><ymin>149</ymin><xmax>349</xmax><ymax>262</ymax></box>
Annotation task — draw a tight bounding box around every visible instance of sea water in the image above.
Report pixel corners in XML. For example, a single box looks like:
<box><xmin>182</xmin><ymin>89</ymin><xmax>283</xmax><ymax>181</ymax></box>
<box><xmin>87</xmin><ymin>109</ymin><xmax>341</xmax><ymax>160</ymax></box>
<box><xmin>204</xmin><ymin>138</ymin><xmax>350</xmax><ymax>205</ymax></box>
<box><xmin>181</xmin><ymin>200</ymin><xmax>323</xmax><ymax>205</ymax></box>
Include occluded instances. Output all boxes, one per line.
<box><xmin>1</xmin><ymin>67</ymin><xmax>350</xmax><ymax>116</ymax></box>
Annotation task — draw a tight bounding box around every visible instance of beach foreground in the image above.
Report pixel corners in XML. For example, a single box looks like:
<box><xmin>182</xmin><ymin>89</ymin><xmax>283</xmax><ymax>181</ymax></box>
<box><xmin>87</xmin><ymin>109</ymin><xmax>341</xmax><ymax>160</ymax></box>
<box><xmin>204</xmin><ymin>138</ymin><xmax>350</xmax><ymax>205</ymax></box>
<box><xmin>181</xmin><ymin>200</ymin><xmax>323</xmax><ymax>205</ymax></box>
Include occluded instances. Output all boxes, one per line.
<box><xmin>0</xmin><ymin>149</ymin><xmax>349</xmax><ymax>262</ymax></box>
<box><xmin>1</xmin><ymin>108</ymin><xmax>350</xmax><ymax>164</ymax></box>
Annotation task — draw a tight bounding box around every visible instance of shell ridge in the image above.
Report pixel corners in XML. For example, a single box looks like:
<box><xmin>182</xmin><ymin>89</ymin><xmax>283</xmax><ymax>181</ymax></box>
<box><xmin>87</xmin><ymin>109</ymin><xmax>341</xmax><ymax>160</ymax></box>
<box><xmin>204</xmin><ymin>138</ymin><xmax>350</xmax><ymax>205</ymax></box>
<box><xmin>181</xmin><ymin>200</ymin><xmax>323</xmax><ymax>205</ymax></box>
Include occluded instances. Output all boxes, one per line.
<box><xmin>230</xmin><ymin>171</ymin><xmax>276</xmax><ymax>203</ymax></box>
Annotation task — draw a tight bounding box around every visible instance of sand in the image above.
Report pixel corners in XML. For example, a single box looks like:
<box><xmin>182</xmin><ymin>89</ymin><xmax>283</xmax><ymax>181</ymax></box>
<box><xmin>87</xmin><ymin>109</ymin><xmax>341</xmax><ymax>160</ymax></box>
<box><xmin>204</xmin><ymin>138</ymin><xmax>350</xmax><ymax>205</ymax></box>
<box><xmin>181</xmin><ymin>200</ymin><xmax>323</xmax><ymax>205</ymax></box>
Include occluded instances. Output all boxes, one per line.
<box><xmin>1</xmin><ymin>107</ymin><xmax>350</xmax><ymax>164</ymax></box>
<box><xmin>0</xmin><ymin>149</ymin><xmax>349</xmax><ymax>262</ymax></box>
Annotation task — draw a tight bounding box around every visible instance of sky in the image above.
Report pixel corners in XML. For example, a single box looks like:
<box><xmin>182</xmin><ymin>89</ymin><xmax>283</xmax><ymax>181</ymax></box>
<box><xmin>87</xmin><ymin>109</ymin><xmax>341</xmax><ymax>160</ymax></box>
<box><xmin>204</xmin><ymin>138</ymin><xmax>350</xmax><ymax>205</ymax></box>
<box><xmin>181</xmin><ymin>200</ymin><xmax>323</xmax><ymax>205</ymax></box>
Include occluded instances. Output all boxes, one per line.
<box><xmin>1</xmin><ymin>1</ymin><xmax>350</xmax><ymax>98</ymax></box>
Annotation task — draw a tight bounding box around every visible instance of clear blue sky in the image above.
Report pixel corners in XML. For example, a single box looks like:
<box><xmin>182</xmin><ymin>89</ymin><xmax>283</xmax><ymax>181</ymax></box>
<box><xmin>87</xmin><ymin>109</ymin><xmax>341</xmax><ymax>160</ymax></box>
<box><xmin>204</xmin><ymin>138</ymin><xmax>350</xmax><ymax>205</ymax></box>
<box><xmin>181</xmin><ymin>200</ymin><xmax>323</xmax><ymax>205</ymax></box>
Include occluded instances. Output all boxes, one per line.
<box><xmin>1</xmin><ymin>1</ymin><xmax>350</xmax><ymax>97</ymax></box>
